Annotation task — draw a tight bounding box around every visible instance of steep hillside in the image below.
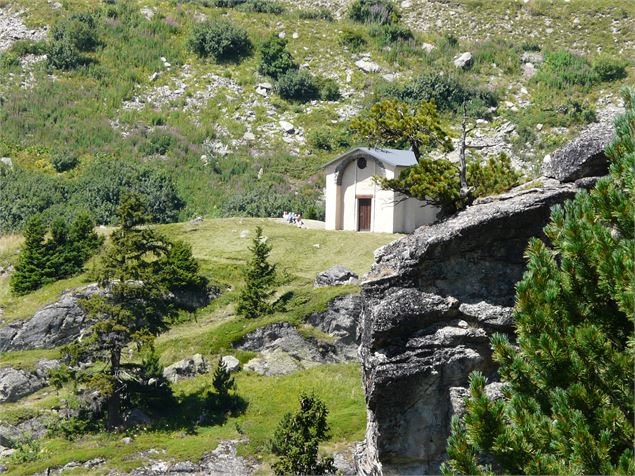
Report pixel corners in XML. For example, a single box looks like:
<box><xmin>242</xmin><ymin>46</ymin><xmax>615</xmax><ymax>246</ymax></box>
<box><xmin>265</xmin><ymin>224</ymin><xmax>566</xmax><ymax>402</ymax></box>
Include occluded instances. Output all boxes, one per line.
<box><xmin>0</xmin><ymin>0</ymin><xmax>632</xmax><ymax>232</ymax></box>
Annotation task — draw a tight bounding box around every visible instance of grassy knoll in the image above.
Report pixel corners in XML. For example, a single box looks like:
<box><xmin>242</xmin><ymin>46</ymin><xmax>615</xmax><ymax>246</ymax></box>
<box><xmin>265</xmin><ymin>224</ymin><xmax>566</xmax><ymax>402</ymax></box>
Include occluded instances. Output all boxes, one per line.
<box><xmin>0</xmin><ymin>218</ymin><xmax>393</xmax><ymax>474</ymax></box>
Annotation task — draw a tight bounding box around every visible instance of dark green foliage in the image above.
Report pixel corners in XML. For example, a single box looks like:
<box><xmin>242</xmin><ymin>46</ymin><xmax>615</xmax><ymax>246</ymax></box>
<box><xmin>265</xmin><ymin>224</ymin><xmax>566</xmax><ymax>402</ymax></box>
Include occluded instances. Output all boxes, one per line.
<box><xmin>339</xmin><ymin>29</ymin><xmax>368</xmax><ymax>52</ymax></box>
<box><xmin>139</xmin><ymin>132</ymin><xmax>175</xmax><ymax>156</ymax></box>
<box><xmin>188</xmin><ymin>20</ymin><xmax>252</xmax><ymax>62</ymax></box>
<box><xmin>159</xmin><ymin>240</ymin><xmax>208</xmax><ymax>293</ymax></box>
<box><xmin>8</xmin><ymin>39</ymin><xmax>47</xmax><ymax>57</ymax></box>
<box><xmin>47</xmin><ymin>38</ymin><xmax>85</xmax><ymax>70</ymax></box>
<box><xmin>258</xmin><ymin>35</ymin><xmax>297</xmax><ymax>80</ymax></box>
<box><xmin>533</xmin><ymin>50</ymin><xmax>598</xmax><ymax>90</ymax></box>
<box><xmin>271</xmin><ymin>393</ymin><xmax>335</xmax><ymax>475</ymax></box>
<box><xmin>51</xmin><ymin>152</ymin><xmax>79</xmax><ymax>172</ymax></box>
<box><xmin>348</xmin><ymin>0</ymin><xmax>400</xmax><ymax>25</ymax></box>
<box><xmin>319</xmin><ymin>78</ymin><xmax>341</xmax><ymax>101</ymax></box>
<box><xmin>369</xmin><ymin>23</ymin><xmax>414</xmax><ymax>46</ymax></box>
<box><xmin>10</xmin><ymin>216</ymin><xmax>48</xmax><ymax>295</ymax></box>
<box><xmin>66</xmin><ymin>194</ymin><xmax>183</xmax><ymax>429</ymax></box>
<box><xmin>442</xmin><ymin>94</ymin><xmax>635</xmax><ymax>475</ymax></box>
<box><xmin>297</xmin><ymin>8</ymin><xmax>334</xmax><ymax>21</ymax></box>
<box><xmin>211</xmin><ymin>0</ymin><xmax>247</xmax><ymax>7</ymax></box>
<box><xmin>381</xmin><ymin>153</ymin><xmax>521</xmax><ymax>213</ymax></box>
<box><xmin>275</xmin><ymin>70</ymin><xmax>320</xmax><ymax>102</ymax></box>
<box><xmin>379</xmin><ymin>73</ymin><xmax>498</xmax><ymax>114</ymax></box>
<box><xmin>219</xmin><ymin>186</ymin><xmax>325</xmax><ymax>221</ymax></box>
<box><xmin>10</xmin><ymin>213</ymin><xmax>102</xmax><ymax>294</ymax></box>
<box><xmin>237</xmin><ymin>0</ymin><xmax>285</xmax><ymax>14</ymax></box>
<box><xmin>472</xmin><ymin>39</ymin><xmax>520</xmax><ymax>75</ymax></box>
<box><xmin>592</xmin><ymin>55</ymin><xmax>628</xmax><ymax>82</ymax></box>
<box><xmin>308</xmin><ymin>126</ymin><xmax>350</xmax><ymax>152</ymax></box>
<box><xmin>212</xmin><ymin>357</ymin><xmax>235</xmax><ymax>398</ymax></box>
<box><xmin>236</xmin><ymin>226</ymin><xmax>277</xmax><ymax>319</ymax></box>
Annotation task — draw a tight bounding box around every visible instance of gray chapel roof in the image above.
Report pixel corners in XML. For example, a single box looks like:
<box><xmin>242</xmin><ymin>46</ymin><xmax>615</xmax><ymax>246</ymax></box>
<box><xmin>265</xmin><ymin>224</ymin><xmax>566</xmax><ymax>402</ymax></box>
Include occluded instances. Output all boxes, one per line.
<box><xmin>322</xmin><ymin>147</ymin><xmax>417</xmax><ymax>168</ymax></box>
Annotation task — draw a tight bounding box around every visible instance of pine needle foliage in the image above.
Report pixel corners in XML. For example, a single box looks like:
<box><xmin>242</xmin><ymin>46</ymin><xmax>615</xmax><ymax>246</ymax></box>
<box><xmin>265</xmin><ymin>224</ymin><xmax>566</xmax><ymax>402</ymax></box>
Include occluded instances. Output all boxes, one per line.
<box><xmin>236</xmin><ymin>226</ymin><xmax>277</xmax><ymax>319</ymax></box>
<box><xmin>441</xmin><ymin>90</ymin><xmax>635</xmax><ymax>475</ymax></box>
<box><xmin>271</xmin><ymin>393</ymin><xmax>335</xmax><ymax>475</ymax></box>
<box><xmin>212</xmin><ymin>358</ymin><xmax>235</xmax><ymax>398</ymax></box>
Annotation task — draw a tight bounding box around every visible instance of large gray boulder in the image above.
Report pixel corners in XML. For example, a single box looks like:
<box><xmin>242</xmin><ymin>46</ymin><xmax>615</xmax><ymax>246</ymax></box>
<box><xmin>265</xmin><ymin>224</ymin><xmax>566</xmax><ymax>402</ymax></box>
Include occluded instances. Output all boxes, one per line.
<box><xmin>314</xmin><ymin>266</ymin><xmax>359</xmax><ymax>288</ymax></box>
<box><xmin>0</xmin><ymin>284</ymin><xmax>102</xmax><ymax>352</ymax></box>
<box><xmin>355</xmin><ymin>180</ymin><xmax>583</xmax><ymax>475</ymax></box>
<box><xmin>307</xmin><ymin>294</ymin><xmax>362</xmax><ymax>345</ymax></box>
<box><xmin>0</xmin><ymin>367</ymin><xmax>45</xmax><ymax>403</ymax></box>
<box><xmin>541</xmin><ymin>119</ymin><xmax>615</xmax><ymax>182</ymax></box>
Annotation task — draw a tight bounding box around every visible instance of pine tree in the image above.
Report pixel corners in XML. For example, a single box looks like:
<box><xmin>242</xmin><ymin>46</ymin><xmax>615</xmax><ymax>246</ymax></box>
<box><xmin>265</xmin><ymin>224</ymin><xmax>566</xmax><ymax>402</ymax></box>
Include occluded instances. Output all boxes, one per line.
<box><xmin>212</xmin><ymin>358</ymin><xmax>235</xmax><ymax>399</ymax></box>
<box><xmin>271</xmin><ymin>393</ymin><xmax>335</xmax><ymax>475</ymax></box>
<box><xmin>236</xmin><ymin>226</ymin><xmax>277</xmax><ymax>319</ymax></box>
<box><xmin>68</xmin><ymin>193</ymin><xmax>175</xmax><ymax>430</ymax></box>
<box><xmin>10</xmin><ymin>216</ymin><xmax>47</xmax><ymax>294</ymax></box>
<box><xmin>442</xmin><ymin>90</ymin><xmax>635</xmax><ymax>475</ymax></box>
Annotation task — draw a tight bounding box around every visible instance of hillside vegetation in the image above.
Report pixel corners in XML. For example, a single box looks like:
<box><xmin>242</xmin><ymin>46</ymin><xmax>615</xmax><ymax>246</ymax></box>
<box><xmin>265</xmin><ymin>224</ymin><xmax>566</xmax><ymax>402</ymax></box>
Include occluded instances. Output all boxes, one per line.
<box><xmin>0</xmin><ymin>0</ymin><xmax>632</xmax><ymax>232</ymax></box>
<box><xmin>0</xmin><ymin>218</ymin><xmax>396</xmax><ymax>474</ymax></box>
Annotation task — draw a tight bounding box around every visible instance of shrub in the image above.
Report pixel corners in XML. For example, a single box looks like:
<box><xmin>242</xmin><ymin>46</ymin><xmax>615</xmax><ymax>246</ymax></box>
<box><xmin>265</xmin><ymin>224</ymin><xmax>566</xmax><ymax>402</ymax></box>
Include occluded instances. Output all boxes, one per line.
<box><xmin>319</xmin><ymin>78</ymin><xmax>341</xmax><ymax>101</ymax></box>
<box><xmin>188</xmin><ymin>20</ymin><xmax>252</xmax><ymax>62</ymax></box>
<box><xmin>139</xmin><ymin>132</ymin><xmax>175</xmax><ymax>156</ymax></box>
<box><xmin>271</xmin><ymin>393</ymin><xmax>335</xmax><ymax>475</ymax></box>
<box><xmin>51</xmin><ymin>13</ymin><xmax>99</xmax><ymax>52</ymax></box>
<box><xmin>592</xmin><ymin>55</ymin><xmax>628</xmax><ymax>82</ymax></box>
<box><xmin>9</xmin><ymin>39</ymin><xmax>47</xmax><ymax>57</ymax></box>
<box><xmin>348</xmin><ymin>0</ymin><xmax>400</xmax><ymax>25</ymax></box>
<box><xmin>369</xmin><ymin>23</ymin><xmax>414</xmax><ymax>46</ymax></box>
<box><xmin>238</xmin><ymin>0</ymin><xmax>285</xmax><ymax>14</ymax></box>
<box><xmin>258</xmin><ymin>35</ymin><xmax>297</xmax><ymax>79</ymax></box>
<box><xmin>472</xmin><ymin>39</ymin><xmax>520</xmax><ymax>75</ymax></box>
<box><xmin>339</xmin><ymin>28</ymin><xmax>368</xmax><ymax>52</ymax></box>
<box><xmin>308</xmin><ymin>126</ymin><xmax>350</xmax><ymax>151</ymax></box>
<box><xmin>297</xmin><ymin>8</ymin><xmax>334</xmax><ymax>21</ymax></box>
<box><xmin>212</xmin><ymin>0</ymin><xmax>247</xmax><ymax>6</ymax></box>
<box><xmin>275</xmin><ymin>70</ymin><xmax>320</xmax><ymax>102</ymax></box>
<box><xmin>533</xmin><ymin>50</ymin><xmax>597</xmax><ymax>89</ymax></box>
<box><xmin>219</xmin><ymin>186</ymin><xmax>324</xmax><ymax>220</ymax></box>
<box><xmin>47</xmin><ymin>38</ymin><xmax>85</xmax><ymax>70</ymax></box>
<box><xmin>442</xmin><ymin>93</ymin><xmax>635</xmax><ymax>476</ymax></box>
<box><xmin>51</xmin><ymin>152</ymin><xmax>79</xmax><ymax>172</ymax></box>
<box><xmin>378</xmin><ymin>72</ymin><xmax>498</xmax><ymax>114</ymax></box>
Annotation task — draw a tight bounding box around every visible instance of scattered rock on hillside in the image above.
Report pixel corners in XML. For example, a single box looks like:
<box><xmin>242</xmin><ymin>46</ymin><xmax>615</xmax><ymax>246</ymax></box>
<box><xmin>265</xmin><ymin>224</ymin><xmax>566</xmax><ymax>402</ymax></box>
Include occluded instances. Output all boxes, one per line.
<box><xmin>0</xmin><ymin>417</ymin><xmax>48</xmax><ymax>449</ymax></box>
<box><xmin>314</xmin><ymin>265</ymin><xmax>359</xmax><ymax>288</ymax></box>
<box><xmin>355</xmin><ymin>59</ymin><xmax>381</xmax><ymax>74</ymax></box>
<box><xmin>0</xmin><ymin>9</ymin><xmax>47</xmax><ymax>52</ymax></box>
<box><xmin>521</xmin><ymin>51</ymin><xmax>544</xmax><ymax>64</ymax></box>
<box><xmin>541</xmin><ymin>118</ymin><xmax>617</xmax><ymax>182</ymax></box>
<box><xmin>0</xmin><ymin>157</ymin><xmax>12</xmax><ymax>168</ymax></box>
<box><xmin>0</xmin><ymin>367</ymin><xmax>45</xmax><ymax>403</ymax></box>
<box><xmin>453</xmin><ymin>51</ymin><xmax>473</xmax><ymax>69</ymax></box>
<box><xmin>163</xmin><ymin>354</ymin><xmax>209</xmax><ymax>383</ymax></box>
<box><xmin>221</xmin><ymin>355</ymin><xmax>241</xmax><ymax>373</ymax></box>
<box><xmin>34</xmin><ymin>359</ymin><xmax>61</xmax><ymax>379</ymax></box>
<box><xmin>307</xmin><ymin>294</ymin><xmax>361</xmax><ymax>345</ymax></box>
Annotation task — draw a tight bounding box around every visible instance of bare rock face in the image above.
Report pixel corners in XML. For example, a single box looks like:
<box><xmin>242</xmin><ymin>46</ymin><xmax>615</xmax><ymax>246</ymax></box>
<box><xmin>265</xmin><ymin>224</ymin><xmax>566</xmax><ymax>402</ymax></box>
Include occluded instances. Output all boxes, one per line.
<box><xmin>163</xmin><ymin>354</ymin><xmax>209</xmax><ymax>383</ymax></box>
<box><xmin>314</xmin><ymin>265</ymin><xmax>359</xmax><ymax>288</ymax></box>
<box><xmin>356</xmin><ymin>181</ymin><xmax>582</xmax><ymax>475</ymax></box>
<box><xmin>0</xmin><ymin>284</ymin><xmax>102</xmax><ymax>352</ymax></box>
<box><xmin>0</xmin><ymin>367</ymin><xmax>45</xmax><ymax>403</ymax></box>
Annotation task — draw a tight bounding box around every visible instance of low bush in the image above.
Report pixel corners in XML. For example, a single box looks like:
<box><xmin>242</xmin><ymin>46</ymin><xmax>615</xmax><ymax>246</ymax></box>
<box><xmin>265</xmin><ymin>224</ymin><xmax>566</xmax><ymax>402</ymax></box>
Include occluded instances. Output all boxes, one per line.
<box><xmin>369</xmin><ymin>23</ymin><xmax>413</xmax><ymax>46</ymax></box>
<box><xmin>297</xmin><ymin>8</ymin><xmax>334</xmax><ymax>21</ymax></box>
<box><xmin>308</xmin><ymin>126</ymin><xmax>350</xmax><ymax>151</ymax></box>
<box><xmin>591</xmin><ymin>55</ymin><xmax>628</xmax><ymax>82</ymax></box>
<box><xmin>9</xmin><ymin>39</ymin><xmax>47</xmax><ymax>57</ymax></box>
<box><xmin>51</xmin><ymin>13</ymin><xmax>99</xmax><ymax>52</ymax></box>
<box><xmin>377</xmin><ymin>72</ymin><xmax>498</xmax><ymax>115</ymax></box>
<box><xmin>212</xmin><ymin>0</ymin><xmax>247</xmax><ymax>6</ymax></box>
<box><xmin>348</xmin><ymin>0</ymin><xmax>400</xmax><ymax>25</ymax></box>
<box><xmin>51</xmin><ymin>152</ymin><xmax>80</xmax><ymax>172</ymax></box>
<box><xmin>319</xmin><ymin>78</ymin><xmax>341</xmax><ymax>101</ymax></box>
<box><xmin>339</xmin><ymin>29</ymin><xmax>368</xmax><ymax>52</ymax></box>
<box><xmin>258</xmin><ymin>35</ymin><xmax>297</xmax><ymax>79</ymax></box>
<box><xmin>219</xmin><ymin>185</ymin><xmax>324</xmax><ymax>220</ymax></box>
<box><xmin>275</xmin><ymin>70</ymin><xmax>320</xmax><ymax>102</ymax></box>
<box><xmin>238</xmin><ymin>0</ymin><xmax>285</xmax><ymax>14</ymax></box>
<box><xmin>533</xmin><ymin>50</ymin><xmax>597</xmax><ymax>89</ymax></box>
<box><xmin>47</xmin><ymin>38</ymin><xmax>86</xmax><ymax>70</ymax></box>
<box><xmin>472</xmin><ymin>39</ymin><xmax>520</xmax><ymax>75</ymax></box>
<box><xmin>188</xmin><ymin>20</ymin><xmax>252</xmax><ymax>62</ymax></box>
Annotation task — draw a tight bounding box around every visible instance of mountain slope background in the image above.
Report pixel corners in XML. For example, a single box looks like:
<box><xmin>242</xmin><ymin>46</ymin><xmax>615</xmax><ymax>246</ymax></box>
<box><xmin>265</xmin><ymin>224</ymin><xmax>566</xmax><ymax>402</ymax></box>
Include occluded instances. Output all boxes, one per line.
<box><xmin>0</xmin><ymin>0</ymin><xmax>632</xmax><ymax>232</ymax></box>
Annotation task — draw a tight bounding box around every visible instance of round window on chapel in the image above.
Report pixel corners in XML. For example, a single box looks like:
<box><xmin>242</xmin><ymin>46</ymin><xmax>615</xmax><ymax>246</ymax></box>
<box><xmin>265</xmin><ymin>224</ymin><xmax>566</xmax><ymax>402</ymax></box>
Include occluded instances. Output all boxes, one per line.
<box><xmin>357</xmin><ymin>157</ymin><xmax>367</xmax><ymax>169</ymax></box>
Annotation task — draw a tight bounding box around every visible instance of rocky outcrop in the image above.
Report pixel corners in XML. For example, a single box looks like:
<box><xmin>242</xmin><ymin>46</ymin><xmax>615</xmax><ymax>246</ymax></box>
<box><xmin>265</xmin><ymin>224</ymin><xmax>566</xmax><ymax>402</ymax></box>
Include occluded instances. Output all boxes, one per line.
<box><xmin>163</xmin><ymin>354</ymin><xmax>209</xmax><ymax>383</ymax></box>
<box><xmin>0</xmin><ymin>284</ymin><xmax>219</xmax><ymax>352</ymax></box>
<box><xmin>541</xmin><ymin>118</ymin><xmax>615</xmax><ymax>182</ymax></box>
<box><xmin>0</xmin><ymin>284</ymin><xmax>102</xmax><ymax>352</ymax></box>
<box><xmin>356</xmin><ymin>180</ymin><xmax>584</xmax><ymax>475</ymax></box>
<box><xmin>0</xmin><ymin>367</ymin><xmax>45</xmax><ymax>403</ymax></box>
<box><xmin>314</xmin><ymin>266</ymin><xmax>359</xmax><ymax>288</ymax></box>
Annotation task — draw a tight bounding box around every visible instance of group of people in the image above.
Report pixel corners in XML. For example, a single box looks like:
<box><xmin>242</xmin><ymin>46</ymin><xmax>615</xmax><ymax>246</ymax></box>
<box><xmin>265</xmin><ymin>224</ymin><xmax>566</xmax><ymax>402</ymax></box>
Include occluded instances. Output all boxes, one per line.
<box><xmin>282</xmin><ymin>211</ymin><xmax>305</xmax><ymax>228</ymax></box>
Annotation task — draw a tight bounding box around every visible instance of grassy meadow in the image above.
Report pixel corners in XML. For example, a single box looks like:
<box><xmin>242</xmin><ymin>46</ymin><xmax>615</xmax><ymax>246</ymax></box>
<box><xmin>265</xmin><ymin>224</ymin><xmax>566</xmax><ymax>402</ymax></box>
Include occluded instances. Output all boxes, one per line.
<box><xmin>0</xmin><ymin>218</ymin><xmax>396</xmax><ymax>474</ymax></box>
